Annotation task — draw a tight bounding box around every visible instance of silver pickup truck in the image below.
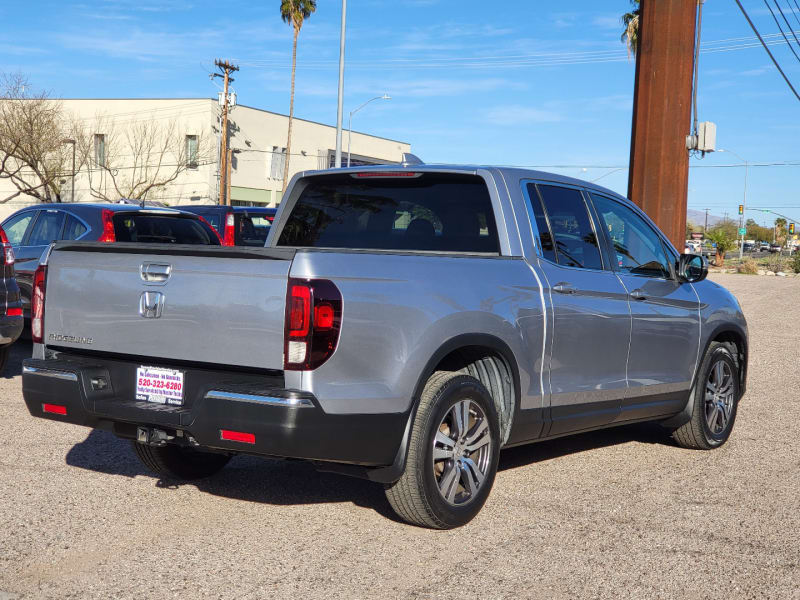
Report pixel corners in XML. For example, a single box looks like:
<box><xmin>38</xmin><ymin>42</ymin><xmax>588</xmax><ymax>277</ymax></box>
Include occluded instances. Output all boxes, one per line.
<box><xmin>22</xmin><ymin>165</ymin><xmax>748</xmax><ymax>529</ymax></box>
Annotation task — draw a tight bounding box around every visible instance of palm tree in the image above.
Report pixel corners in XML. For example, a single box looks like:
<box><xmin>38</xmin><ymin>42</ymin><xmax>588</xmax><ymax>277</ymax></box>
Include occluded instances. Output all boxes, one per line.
<box><xmin>280</xmin><ymin>0</ymin><xmax>316</xmax><ymax>194</ymax></box>
<box><xmin>775</xmin><ymin>217</ymin><xmax>787</xmax><ymax>245</ymax></box>
<box><xmin>621</xmin><ymin>1</ymin><xmax>640</xmax><ymax>59</ymax></box>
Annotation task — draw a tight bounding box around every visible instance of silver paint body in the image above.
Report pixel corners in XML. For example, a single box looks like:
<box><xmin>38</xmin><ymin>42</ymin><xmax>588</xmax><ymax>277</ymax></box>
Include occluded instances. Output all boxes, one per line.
<box><xmin>36</xmin><ymin>165</ymin><xmax>747</xmax><ymax>446</ymax></box>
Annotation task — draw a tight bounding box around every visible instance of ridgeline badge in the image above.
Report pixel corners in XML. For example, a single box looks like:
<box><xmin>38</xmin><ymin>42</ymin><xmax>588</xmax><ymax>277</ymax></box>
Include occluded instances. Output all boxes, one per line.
<box><xmin>48</xmin><ymin>333</ymin><xmax>93</xmax><ymax>345</ymax></box>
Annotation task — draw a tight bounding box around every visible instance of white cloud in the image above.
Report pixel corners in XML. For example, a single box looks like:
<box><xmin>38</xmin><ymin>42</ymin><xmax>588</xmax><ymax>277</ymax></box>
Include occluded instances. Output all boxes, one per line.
<box><xmin>486</xmin><ymin>104</ymin><xmax>562</xmax><ymax>125</ymax></box>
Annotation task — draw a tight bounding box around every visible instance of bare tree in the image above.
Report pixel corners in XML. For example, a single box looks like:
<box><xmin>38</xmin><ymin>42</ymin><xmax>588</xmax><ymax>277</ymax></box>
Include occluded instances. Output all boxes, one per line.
<box><xmin>0</xmin><ymin>73</ymin><xmax>86</xmax><ymax>203</ymax></box>
<box><xmin>85</xmin><ymin>115</ymin><xmax>207</xmax><ymax>203</ymax></box>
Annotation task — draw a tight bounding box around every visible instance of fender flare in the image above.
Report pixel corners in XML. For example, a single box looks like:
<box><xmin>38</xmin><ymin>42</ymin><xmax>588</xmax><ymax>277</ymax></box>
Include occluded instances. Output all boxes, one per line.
<box><xmin>366</xmin><ymin>333</ymin><xmax>522</xmax><ymax>484</ymax></box>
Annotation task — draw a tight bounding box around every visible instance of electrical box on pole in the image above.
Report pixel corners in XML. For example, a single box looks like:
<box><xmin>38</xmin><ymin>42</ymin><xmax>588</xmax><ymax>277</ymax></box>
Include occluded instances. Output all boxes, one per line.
<box><xmin>686</xmin><ymin>121</ymin><xmax>716</xmax><ymax>152</ymax></box>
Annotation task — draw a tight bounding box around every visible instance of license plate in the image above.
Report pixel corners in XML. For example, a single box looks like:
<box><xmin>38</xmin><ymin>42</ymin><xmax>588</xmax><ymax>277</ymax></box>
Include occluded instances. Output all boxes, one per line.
<box><xmin>135</xmin><ymin>366</ymin><xmax>184</xmax><ymax>406</ymax></box>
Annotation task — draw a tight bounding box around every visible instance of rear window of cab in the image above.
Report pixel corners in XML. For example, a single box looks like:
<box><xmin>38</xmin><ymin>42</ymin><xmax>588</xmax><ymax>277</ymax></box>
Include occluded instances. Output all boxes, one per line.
<box><xmin>277</xmin><ymin>172</ymin><xmax>499</xmax><ymax>254</ymax></box>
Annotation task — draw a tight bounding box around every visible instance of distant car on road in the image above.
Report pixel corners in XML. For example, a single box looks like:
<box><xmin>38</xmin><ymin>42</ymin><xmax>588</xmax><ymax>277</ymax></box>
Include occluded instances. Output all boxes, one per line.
<box><xmin>0</xmin><ymin>203</ymin><xmax>221</xmax><ymax>321</ymax></box>
<box><xmin>175</xmin><ymin>205</ymin><xmax>277</xmax><ymax>246</ymax></box>
<box><xmin>769</xmin><ymin>243</ymin><xmax>782</xmax><ymax>253</ymax></box>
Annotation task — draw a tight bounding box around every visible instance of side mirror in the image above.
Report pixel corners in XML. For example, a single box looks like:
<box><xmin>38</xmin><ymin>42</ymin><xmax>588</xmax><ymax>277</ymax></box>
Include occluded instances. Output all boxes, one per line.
<box><xmin>678</xmin><ymin>253</ymin><xmax>708</xmax><ymax>283</ymax></box>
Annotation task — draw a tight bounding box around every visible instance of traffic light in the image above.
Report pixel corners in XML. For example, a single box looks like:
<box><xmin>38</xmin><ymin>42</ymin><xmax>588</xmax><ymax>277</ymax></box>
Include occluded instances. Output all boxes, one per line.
<box><xmin>790</xmin><ymin>223</ymin><xmax>796</xmax><ymax>235</ymax></box>
<box><xmin>738</xmin><ymin>204</ymin><xmax>744</xmax><ymax>215</ymax></box>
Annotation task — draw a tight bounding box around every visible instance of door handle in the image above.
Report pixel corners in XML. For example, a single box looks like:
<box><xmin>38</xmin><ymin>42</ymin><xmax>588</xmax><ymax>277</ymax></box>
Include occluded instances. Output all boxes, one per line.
<box><xmin>630</xmin><ymin>289</ymin><xmax>647</xmax><ymax>301</ymax></box>
<box><xmin>552</xmin><ymin>283</ymin><xmax>576</xmax><ymax>295</ymax></box>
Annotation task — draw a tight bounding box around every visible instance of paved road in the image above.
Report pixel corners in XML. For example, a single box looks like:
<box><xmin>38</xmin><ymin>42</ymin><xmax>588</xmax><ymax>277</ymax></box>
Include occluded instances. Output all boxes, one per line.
<box><xmin>1</xmin><ymin>274</ymin><xmax>798</xmax><ymax>599</ymax></box>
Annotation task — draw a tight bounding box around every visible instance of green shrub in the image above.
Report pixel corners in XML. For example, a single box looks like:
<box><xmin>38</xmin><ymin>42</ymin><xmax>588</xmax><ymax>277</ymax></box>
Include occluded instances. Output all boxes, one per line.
<box><xmin>792</xmin><ymin>254</ymin><xmax>800</xmax><ymax>274</ymax></box>
<box><xmin>764</xmin><ymin>254</ymin><xmax>789</xmax><ymax>273</ymax></box>
<box><xmin>737</xmin><ymin>259</ymin><xmax>759</xmax><ymax>274</ymax></box>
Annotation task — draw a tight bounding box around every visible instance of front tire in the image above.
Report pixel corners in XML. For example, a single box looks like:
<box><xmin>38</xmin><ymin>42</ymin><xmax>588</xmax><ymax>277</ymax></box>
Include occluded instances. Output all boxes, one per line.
<box><xmin>671</xmin><ymin>342</ymin><xmax>740</xmax><ymax>450</ymax></box>
<box><xmin>385</xmin><ymin>372</ymin><xmax>500</xmax><ymax>529</ymax></box>
<box><xmin>132</xmin><ymin>442</ymin><xmax>231</xmax><ymax>480</ymax></box>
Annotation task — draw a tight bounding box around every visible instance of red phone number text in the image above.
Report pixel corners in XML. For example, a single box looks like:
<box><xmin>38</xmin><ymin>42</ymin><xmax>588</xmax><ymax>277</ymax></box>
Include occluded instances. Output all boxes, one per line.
<box><xmin>138</xmin><ymin>378</ymin><xmax>183</xmax><ymax>392</ymax></box>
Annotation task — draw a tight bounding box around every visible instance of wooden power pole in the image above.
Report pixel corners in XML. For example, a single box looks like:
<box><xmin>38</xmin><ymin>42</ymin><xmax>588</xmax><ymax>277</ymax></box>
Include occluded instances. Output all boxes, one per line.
<box><xmin>628</xmin><ymin>0</ymin><xmax>698</xmax><ymax>250</ymax></box>
<box><xmin>214</xmin><ymin>59</ymin><xmax>239</xmax><ymax>206</ymax></box>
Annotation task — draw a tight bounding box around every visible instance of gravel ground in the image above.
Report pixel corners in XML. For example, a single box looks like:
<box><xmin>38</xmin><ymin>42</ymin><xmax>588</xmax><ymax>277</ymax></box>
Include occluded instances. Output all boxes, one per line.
<box><xmin>1</xmin><ymin>274</ymin><xmax>798</xmax><ymax>599</ymax></box>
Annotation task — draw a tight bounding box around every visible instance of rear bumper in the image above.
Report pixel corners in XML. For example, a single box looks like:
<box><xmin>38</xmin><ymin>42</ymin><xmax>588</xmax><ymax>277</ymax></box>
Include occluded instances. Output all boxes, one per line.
<box><xmin>22</xmin><ymin>355</ymin><xmax>407</xmax><ymax>468</ymax></box>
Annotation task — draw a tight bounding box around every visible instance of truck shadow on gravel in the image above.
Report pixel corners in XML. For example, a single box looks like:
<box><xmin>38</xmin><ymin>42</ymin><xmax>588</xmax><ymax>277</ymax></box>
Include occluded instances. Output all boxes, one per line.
<box><xmin>2</xmin><ymin>338</ymin><xmax>31</xmax><ymax>379</ymax></box>
<box><xmin>65</xmin><ymin>422</ymin><xmax>674</xmax><ymax>520</ymax></box>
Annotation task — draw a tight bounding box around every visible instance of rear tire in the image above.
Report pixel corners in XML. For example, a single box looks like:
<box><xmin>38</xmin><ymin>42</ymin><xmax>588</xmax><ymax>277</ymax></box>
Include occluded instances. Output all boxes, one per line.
<box><xmin>0</xmin><ymin>346</ymin><xmax>9</xmax><ymax>374</ymax></box>
<box><xmin>132</xmin><ymin>442</ymin><xmax>231</xmax><ymax>480</ymax></box>
<box><xmin>385</xmin><ymin>372</ymin><xmax>500</xmax><ymax>529</ymax></box>
<box><xmin>671</xmin><ymin>342</ymin><xmax>740</xmax><ymax>450</ymax></box>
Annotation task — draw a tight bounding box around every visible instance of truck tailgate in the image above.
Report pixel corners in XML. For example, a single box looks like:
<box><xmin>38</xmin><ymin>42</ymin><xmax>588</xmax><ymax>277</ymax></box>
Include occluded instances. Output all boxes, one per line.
<box><xmin>43</xmin><ymin>243</ymin><xmax>295</xmax><ymax>370</ymax></box>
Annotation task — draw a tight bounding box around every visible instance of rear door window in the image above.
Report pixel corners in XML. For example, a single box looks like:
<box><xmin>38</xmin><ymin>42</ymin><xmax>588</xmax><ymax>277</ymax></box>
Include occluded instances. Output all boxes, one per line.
<box><xmin>61</xmin><ymin>215</ymin><xmax>88</xmax><ymax>240</ymax></box>
<box><xmin>27</xmin><ymin>210</ymin><xmax>66</xmax><ymax>246</ymax></box>
<box><xmin>277</xmin><ymin>172</ymin><xmax>500</xmax><ymax>253</ymax></box>
<box><xmin>2</xmin><ymin>211</ymin><xmax>36</xmax><ymax>246</ymax></box>
<box><xmin>533</xmin><ymin>185</ymin><xmax>603</xmax><ymax>270</ymax></box>
<box><xmin>113</xmin><ymin>214</ymin><xmax>220</xmax><ymax>245</ymax></box>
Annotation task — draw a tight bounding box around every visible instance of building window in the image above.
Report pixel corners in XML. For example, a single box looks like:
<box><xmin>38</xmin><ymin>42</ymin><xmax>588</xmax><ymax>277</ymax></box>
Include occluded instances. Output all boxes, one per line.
<box><xmin>94</xmin><ymin>134</ymin><xmax>106</xmax><ymax>168</ymax></box>
<box><xmin>270</xmin><ymin>147</ymin><xmax>286</xmax><ymax>180</ymax></box>
<box><xmin>185</xmin><ymin>135</ymin><xmax>198</xmax><ymax>168</ymax></box>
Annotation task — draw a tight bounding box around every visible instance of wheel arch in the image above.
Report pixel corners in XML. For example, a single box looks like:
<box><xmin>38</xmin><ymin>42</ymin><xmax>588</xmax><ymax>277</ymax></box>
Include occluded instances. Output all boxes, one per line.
<box><xmin>366</xmin><ymin>333</ymin><xmax>522</xmax><ymax>484</ymax></box>
<box><xmin>662</xmin><ymin>321</ymin><xmax>748</xmax><ymax>430</ymax></box>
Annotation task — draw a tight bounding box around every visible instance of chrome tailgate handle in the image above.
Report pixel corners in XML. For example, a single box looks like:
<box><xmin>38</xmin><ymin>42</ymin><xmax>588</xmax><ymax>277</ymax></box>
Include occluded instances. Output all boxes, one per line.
<box><xmin>140</xmin><ymin>263</ymin><xmax>172</xmax><ymax>283</ymax></box>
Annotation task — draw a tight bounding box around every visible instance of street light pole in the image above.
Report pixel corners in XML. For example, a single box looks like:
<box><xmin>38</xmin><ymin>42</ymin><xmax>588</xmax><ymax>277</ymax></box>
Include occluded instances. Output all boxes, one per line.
<box><xmin>719</xmin><ymin>149</ymin><xmax>748</xmax><ymax>261</ymax></box>
<box><xmin>347</xmin><ymin>94</ymin><xmax>390</xmax><ymax>167</ymax></box>
<box><xmin>334</xmin><ymin>0</ymin><xmax>347</xmax><ymax>168</ymax></box>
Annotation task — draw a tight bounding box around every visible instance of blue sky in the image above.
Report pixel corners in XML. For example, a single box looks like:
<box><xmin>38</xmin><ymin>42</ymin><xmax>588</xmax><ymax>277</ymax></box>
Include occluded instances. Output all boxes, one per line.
<box><xmin>2</xmin><ymin>0</ymin><xmax>800</xmax><ymax>225</ymax></box>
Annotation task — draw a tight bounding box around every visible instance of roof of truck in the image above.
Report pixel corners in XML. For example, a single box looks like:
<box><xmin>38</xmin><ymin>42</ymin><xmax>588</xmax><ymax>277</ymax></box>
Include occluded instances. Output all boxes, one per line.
<box><xmin>299</xmin><ymin>163</ymin><xmax>626</xmax><ymax>202</ymax></box>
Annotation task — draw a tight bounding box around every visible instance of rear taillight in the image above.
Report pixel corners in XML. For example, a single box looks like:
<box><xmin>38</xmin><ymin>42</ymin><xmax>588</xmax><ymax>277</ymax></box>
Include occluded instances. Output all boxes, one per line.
<box><xmin>98</xmin><ymin>209</ymin><xmax>115</xmax><ymax>242</ymax></box>
<box><xmin>0</xmin><ymin>226</ymin><xmax>14</xmax><ymax>266</ymax></box>
<box><xmin>222</xmin><ymin>213</ymin><xmax>235</xmax><ymax>246</ymax></box>
<box><xmin>32</xmin><ymin>265</ymin><xmax>47</xmax><ymax>344</ymax></box>
<box><xmin>197</xmin><ymin>215</ymin><xmax>223</xmax><ymax>244</ymax></box>
<box><xmin>284</xmin><ymin>278</ymin><xmax>342</xmax><ymax>371</ymax></box>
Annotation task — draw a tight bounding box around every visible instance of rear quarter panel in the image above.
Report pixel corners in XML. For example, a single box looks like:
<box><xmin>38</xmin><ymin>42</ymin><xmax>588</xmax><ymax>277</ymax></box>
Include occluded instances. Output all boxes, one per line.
<box><xmin>291</xmin><ymin>251</ymin><xmax>545</xmax><ymax>416</ymax></box>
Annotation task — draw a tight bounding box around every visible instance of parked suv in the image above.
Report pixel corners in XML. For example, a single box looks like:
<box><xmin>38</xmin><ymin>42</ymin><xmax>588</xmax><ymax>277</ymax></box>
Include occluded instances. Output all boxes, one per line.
<box><xmin>1</xmin><ymin>204</ymin><xmax>221</xmax><ymax>320</ymax></box>
<box><xmin>22</xmin><ymin>166</ymin><xmax>748</xmax><ymax>529</ymax></box>
<box><xmin>0</xmin><ymin>225</ymin><xmax>23</xmax><ymax>371</ymax></box>
<box><xmin>175</xmin><ymin>205</ymin><xmax>276</xmax><ymax>246</ymax></box>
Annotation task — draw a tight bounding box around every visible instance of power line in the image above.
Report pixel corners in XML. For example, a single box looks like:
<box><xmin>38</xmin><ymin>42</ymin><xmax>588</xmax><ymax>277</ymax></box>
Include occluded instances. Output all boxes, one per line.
<box><xmin>774</xmin><ymin>0</ymin><xmax>800</xmax><ymax>50</ymax></box>
<box><xmin>735</xmin><ymin>0</ymin><xmax>800</xmax><ymax>102</ymax></box>
<box><xmin>763</xmin><ymin>0</ymin><xmax>800</xmax><ymax>65</ymax></box>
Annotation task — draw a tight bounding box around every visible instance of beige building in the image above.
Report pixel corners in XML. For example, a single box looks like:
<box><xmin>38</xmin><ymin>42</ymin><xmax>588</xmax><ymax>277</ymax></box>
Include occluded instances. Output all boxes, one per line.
<box><xmin>0</xmin><ymin>98</ymin><xmax>410</xmax><ymax>219</ymax></box>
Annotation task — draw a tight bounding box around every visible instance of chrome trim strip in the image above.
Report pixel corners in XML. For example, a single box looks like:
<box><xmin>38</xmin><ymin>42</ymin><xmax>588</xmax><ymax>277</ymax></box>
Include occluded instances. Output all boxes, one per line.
<box><xmin>22</xmin><ymin>365</ymin><xmax>78</xmax><ymax>381</ymax></box>
<box><xmin>204</xmin><ymin>390</ymin><xmax>313</xmax><ymax>407</ymax></box>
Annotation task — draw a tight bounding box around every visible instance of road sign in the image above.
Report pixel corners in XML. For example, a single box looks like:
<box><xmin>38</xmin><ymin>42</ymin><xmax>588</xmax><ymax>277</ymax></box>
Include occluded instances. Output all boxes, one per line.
<box><xmin>738</xmin><ymin>227</ymin><xmax>746</xmax><ymax>235</ymax></box>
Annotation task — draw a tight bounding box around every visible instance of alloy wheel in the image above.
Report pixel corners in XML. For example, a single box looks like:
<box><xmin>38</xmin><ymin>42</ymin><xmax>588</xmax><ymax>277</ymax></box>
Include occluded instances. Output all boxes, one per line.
<box><xmin>432</xmin><ymin>398</ymin><xmax>492</xmax><ymax>506</ymax></box>
<box><xmin>705</xmin><ymin>359</ymin><xmax>735</xmax><ymax>435</ymax></box>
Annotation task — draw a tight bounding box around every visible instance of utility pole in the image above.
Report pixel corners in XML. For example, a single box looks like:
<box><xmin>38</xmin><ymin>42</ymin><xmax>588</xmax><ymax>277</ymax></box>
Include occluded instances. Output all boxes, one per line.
<box><xmin>704</xmin><ymin>208</ymin><xmax>709</xmax><ymax>235</ymax></box>
<box><xmin>627</xmin><ymin>0</ymin><xmax>698</xmax><ymax>250</ymax></box>
<box><xmin>226</xmin><ymin>148</ymin><xmax>233</xmax><ymax>210</ymax></box>
<box><xmin>213</xmin><ymin>59</ymin><xmax>239</xmax><ymax>205</ymax></box>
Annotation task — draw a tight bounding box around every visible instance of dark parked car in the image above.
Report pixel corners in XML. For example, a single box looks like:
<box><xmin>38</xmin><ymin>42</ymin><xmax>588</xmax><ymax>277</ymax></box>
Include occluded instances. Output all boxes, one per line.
<box><xmin>0</xmin><ymin>204</ymin><xmax>221</xmax><ymax>320</ymax></box>
<box><xmin>0</xmin><ymin>225</ymin><xmax>23</xmax><ymax>370</ymax></box>
<box><xmin>175</xmin><ymin>205</ymin><xmax>276</xmax><ymax>246</ymax></box>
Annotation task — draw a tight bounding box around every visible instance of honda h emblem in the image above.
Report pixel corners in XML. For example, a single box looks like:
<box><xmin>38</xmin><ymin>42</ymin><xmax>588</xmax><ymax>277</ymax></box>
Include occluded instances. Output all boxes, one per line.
<box><xmin>139</xmin><ymin>291</ymin><xmax>164</xmax><ymax>318</ymax></box>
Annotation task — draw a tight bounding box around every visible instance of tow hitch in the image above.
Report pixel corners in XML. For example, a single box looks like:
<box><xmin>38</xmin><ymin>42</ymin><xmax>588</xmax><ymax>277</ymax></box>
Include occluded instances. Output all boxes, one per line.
<box><xmin>136</xmin><ymin>426</ymin><xmax>174</xmax><ymax>446</ymax></box>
